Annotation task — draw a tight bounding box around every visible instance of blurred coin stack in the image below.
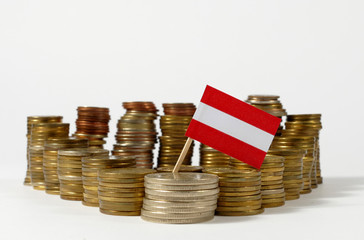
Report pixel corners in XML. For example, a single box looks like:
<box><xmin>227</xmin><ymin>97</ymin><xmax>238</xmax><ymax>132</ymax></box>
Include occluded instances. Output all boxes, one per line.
<box><xmin>74</xmin><ymin>107</ymin><xmax>111</xmax><ymax>148</ymax></box>
<box><xmin>58</xmin><ymin>149</ymin><xmax>90</xmax><ymax>200</ymax></box>
<box><xmin>158</xmin><ymin>103</ymin><xmax>196</xmax><ymax>167</ymax></box>
<box><xmin>43</xmin><ymin>138</ymin><xmax>88</xmax><ymax>195</ymax></box>
<box><xmin>271</xmin><ymin>135</ymin><xmax>315</xmax><ymax>194</ymax></box>
<box><xmin>98</xmin><ymin>168</ymin><xmax>155</xmax><ymax>215</ymax></box>
<box><xmin>285</xmin><ymin>114</ymin><xmax>323</xmax><ymax>184</ymax></box>
<box><xmin>29</xmin><ymin>122</ymin><xmax>69</xmax><ymax>190</ymax></box>
<box><xmin>24</xmin><ymin>116</ymin><xmax>63</xmax><ymax>186</ymax></box>
<box><xmin>268</xmin><ymin>148</ymin><xmax>305</xmax><ymax>200</ymax></box>
<box><xmin>141</xmin><ymin>173</ymin><xmax>219</xmax><ymax>224</ymax></box>
<box><xmin>112</xmin><ymin>102</ymin><xmax>158</xmax><ymax>169</ymax></box>
<box><xmin>245</xmin><ymin>95</ymin><xmax>286</xmax><ymax>135</ymax></box>
<box><xmin>199</xmin><ymin>144</ymin><xmax>230</xmax><ymax>168</ymax></box>
<box><xmin>82</xmin><ymin>155</ymin><xmax>136</xmax><ymax>207</ymax></box>
<box><xmin>157</xmin><ymin>165</ymin><xmax>203</xmax><ymax>173</ymax></box>
<box><xmin>259</xmin><ymin>155</ymin><xmax>285</xmax><ymax>208</ymax></box>
<box><xmin>204</xmin><ymin>168</ymin><xmax>263</xmax><ymax>216</ymax></box>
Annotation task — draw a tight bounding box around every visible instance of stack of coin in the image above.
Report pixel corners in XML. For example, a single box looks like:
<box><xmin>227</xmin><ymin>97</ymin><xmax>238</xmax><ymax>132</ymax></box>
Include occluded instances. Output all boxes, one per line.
<box><xmin>24</xmin><ymin>116</ymin><xmax>63</xmax><ymax>186</ymax></box>
<box><xmin>259</xmin><ymin>155</ymin><xmax>285</xmax><ymax>208</ymax></box>
<box><xmin>112</xmin><ymin>102</ymin><xmax>158</xmax><ymax>169</ymax></box>
<box><xmin>43</xmin><ymin>138</ymin><xmax>88</xmax><ymax>195</ymax></box>
<box><xmin>268</xmin><ymin>148</ymin><xmax>306</xmax><ymax>200</ymax></box>
<box><xmin>82</xmin><ymin>155</ymin><xmax>136</xmax><ymax>207</ymax></box>
<box><xmin>141</xmin><ymin>172</ymin><xmax>219</xmax><ymax>223</ymax></box>
<box><xmin>74</xmin><ymin>107</ymin><xmax>111</xmax><ymax>148</ymax></box>
<box><xmin>158</xmin><ymin>103</ymin><xmax>196</xmax><ymax>167</ymax></box>
<box><xmin>271</xmin><ymin>135</ymin><xmax>315</xmax><ymax>194</ymax></box>
<box><xmin>29</xmin><ymin>123</ymin><xmax>69</xmax><ymax>190</ymax></box>
<box><xmin>245</xmin><ymin>95</ymin><xmax>286</xmax><ymax>135</ymax></box>
<box><xmin>286</xmin><ymin>114</ymin><xmax>323</xmax><ymax>184</ymax></box>
<box><xmin>203</xmin><ymin>168</ymin><xmax>263</xmax><ymax>216</ymax></box>
<box><xmin>58</xmin><ymin>148</ymin><xmax>90</xmax><ymax>200</ymax></box>
<box><xmin>199</xmin><ymin>144</ymin><xmax>230</xmax><ymax>168</ymax></box>
<box><xmin>98</xmin><ymin>168</ymin><xmax>156</xmax><ymax>215</ymax></box>
<box><xmin>157</xmin><ymin>165</ymin><xmax>203</xmax><ymax>173</ymax></box>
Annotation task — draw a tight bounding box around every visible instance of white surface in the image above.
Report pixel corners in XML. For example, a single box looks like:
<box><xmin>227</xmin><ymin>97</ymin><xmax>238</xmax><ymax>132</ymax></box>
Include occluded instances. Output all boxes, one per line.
<box><xmin>193</xmin><ymin>102</ymin><xmax>275</xmax><ymax>152</ymax></box>
<box><xmin>1</xmin><ymin>0</ymin><xmax>364</xmax><ymax>239</ymax></box>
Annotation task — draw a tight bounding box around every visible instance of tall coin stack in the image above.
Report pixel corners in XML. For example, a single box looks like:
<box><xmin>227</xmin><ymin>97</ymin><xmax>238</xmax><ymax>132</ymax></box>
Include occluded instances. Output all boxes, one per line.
<box><xmin>141</xmin><ymin>173</ymin><xmax>219</xmax><ymax>224</ymax></box>
<box><xmin>268</xmin><ymin>148</ymin><xmax>306</xmax><ymax>200</ymax></box>
<box><xmin>43</xmin><ymin>138</ymin><xmax>88</xmax><ymax>195</ymax></box>
<box><xmin>112</xmin><ymin>102</ymin><xmax>158</xmax><ymax>169</ymax></box>
<box><xmin>158</xmin><ymin>103</ymin><xmax>196</xmax><ymax>167</ymax></box>
<box><xmin>98</xmin><ymin>168</ymin><xmax>155</xmax><ymax>215</ymax></box>
<box><xmin>204</xmin><ymin>168</ymin><xmax>263</xmax><ymax>216</ymax></box>
<box><xmin>29</xmin><ymin>122</ymin><xmax>69</xmax><ymax>190</ymax></box>
<box><xmin>74</xmin><ymin>107</ymin><xmax>111</xmax><ymax>148</ymax></box>
<box><xmin>199</xmin><ymin>144</ymin><xmax>231</xmax><ymax>168</ymax></box>
<box><xmin>82</xmin><ymin>155</ymin><xmax>136</xmax><ymax>207</ymax></box>
<box><xmin>271</xmin><ymin>135</ymin><xmax>315</xmax><ymax>194</ymax></box>
<box><xmin>25</xmin><ymin>116</ymin><xmax>63</xmax><ymax>186</ymax></box>
<box><xmin>285</xmin><ymin>114</ymin><xmax>323</xmax><ymax>184</ymax></box>
<box><xmin>245</xmin><ymin>95</ymin><xmax>287</xmax><ymax>135</ymax></box>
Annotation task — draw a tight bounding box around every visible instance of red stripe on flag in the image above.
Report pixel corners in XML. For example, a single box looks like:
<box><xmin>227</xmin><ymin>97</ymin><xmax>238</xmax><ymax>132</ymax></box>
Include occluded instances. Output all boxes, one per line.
<box><xmin>186</xmin><ymin>119</ymin><xmax>267</xmax><ymax>169</ymax></box>
<box><xmin>200</xmin><ymin>85</ymin><xmax>281</xmax><ymax>135</ymax></box>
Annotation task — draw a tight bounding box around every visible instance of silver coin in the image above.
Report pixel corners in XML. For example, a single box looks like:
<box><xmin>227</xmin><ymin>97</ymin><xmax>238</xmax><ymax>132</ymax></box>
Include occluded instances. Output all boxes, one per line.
<box><xmin>141</xmin><ymin>214</ymin><xmax>214</xmax><ymax>224</ymax></box>
<box><xmin>144</xmin><ymin>193</ymin><xmax>219</xmax><ymax>202</ymax></box>
<box><xmin>144</xmin><ymin>182</ymin><xmax>218</xmax><ymax>191</ymax></box>
<box><xmin>142</xmin><ymin>204</ymin><xmax>217</xmax><ymax>213</ymax></box>
<box><xmin>145</xmin><ymin>188</ymin><xmax>219</xmax><ymax>197</ymax></box>
<box><xmin>142</xmin><ymin>198</ymin><xmax>217</xmax><ymax>208</ymax></box>
<box><xmin>141</xmin><ymin>208</ymin><xmax>215</xmax><ymax>219</ymax></box>
<box><xmin>144</xmin><ymin>172</ymin><xmax>218</xmax><ymax>186</ymax></box>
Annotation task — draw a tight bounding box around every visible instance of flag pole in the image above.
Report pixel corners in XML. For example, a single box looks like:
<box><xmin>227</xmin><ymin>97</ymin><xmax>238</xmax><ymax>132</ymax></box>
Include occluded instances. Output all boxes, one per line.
<box><xmin>172</xmin><ymin>137</ymin><xmax>193</xmax><ymax>173</ymax></box>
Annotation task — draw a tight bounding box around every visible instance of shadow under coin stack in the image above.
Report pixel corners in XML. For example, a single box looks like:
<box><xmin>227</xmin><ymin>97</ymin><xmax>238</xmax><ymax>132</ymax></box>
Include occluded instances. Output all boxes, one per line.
<box><xmin>245</xmin><ymin>95</ymin><xmax>287</xmax><ymax>135</ymax></box>
<box><xmin>285</xmin><ymin>114</ymin><xmax>323</xmax><ymax>185</ymax></box>
<box><xmin>141</xmin><ymin>173</ymin><xmax>219</xmax><ymax>224</ymax></box>
<box><xmin>24</xmin><ymin>116</ymin><xmax>63</xmax><ymax>186</ymax></box>
<box><xmin>113</xmin><ymin>102</ymin><xmax>158</xmax><ymax>169</ymax></box>
<box><xmin>74</xmin><ymin>107</ymin><xmax>111</xmax><ymax>148</ymax></box>
<box><xmin>271</xmin><ymin>135</ymin><xmax>315</xmax><ymax>194</ymax></box>
<box><xmin>158</xmin><ymin>103</ymin><xmax>196</xmax><ymax>167</ymax></box>
<box><xmin>98</xmin><ymin>168</ymin><xmax>155</xmax><ymax>216</ymax></box>
<box><xmin>268</xmin><ymin>148</ymin><xmax>306</xmax><ymax>200</ymax></box>
<box><xmin>157</xmin><ymin>165</ymin><xmax>203</xmax><ymax>173</ymax></box>
<box><xmin>199</xmin><ymin>144</ymin><xmax>231</xmax><ymax>169</ymax></box>
<box><xmin>203</xmin><ymin>168</ymin><xmax>263</xmax><ymax>216</ymax></box>
<box><xmin>43</xmin><ymin>138</ymin><xmax>88</xmax><ymax>195</ymax></box>
<box><xmin>82</xmin><ymin>155</ymin><xmax>137</xmax><ymax>207</ymax></box>
<box><xmin>29</xmin><ymin>123</ymin><xmax>69</xmax><ymax>190</ymax></box>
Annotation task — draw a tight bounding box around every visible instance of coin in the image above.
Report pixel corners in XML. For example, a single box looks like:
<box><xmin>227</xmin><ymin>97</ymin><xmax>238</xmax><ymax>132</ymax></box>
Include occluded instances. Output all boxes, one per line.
<box><xmin>144</xmin><ymin>173</ymin><xmax>219</xmax><ymax>186</ymax></box>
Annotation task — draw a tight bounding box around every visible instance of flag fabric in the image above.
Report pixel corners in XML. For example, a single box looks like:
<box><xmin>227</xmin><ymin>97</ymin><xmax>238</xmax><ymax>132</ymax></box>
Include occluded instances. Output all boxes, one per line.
<box><xmin>185</xmin><ymin>85</ymin><xmax>281</xmax><ymax>169</ymax></box>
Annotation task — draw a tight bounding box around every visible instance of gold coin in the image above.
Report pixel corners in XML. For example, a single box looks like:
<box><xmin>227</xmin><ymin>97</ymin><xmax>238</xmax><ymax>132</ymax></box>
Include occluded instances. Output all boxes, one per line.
<box><xmin>216</xmin><ymin>205</ymin><xmax>261</xmax><ymax>211</ymax></box>
<box><xmin>262</xmin><ymin>202</ymin><xmax>285</xmax><ymax>208</ymax></box>
<box><xmin>219</xmin><ymin>181</ymin><xmax>261</xmax><ymax>187</ymax></box>
<box><xmin>98</xmin><ymin>191</ymin><xmax>144</xmax><ymax>198</ymax></box>
<box><xmin>100</xmin><ymin>208</ymin><xmax>140</xmax><ymax>216</ymax></box>
<box><xmin>98</xmin><ymin>186</ymin><xmax>145</xmax><ymax>193</ymax></box>
<box><xmin>218</xmin><ymin>190</ymin><xmax>261</xmax><ymax>197</ymax></box>
<box><xmin>218</xmin><ymin>199</ymin><xmax>262</xmax><ymax>207</ymax></box>
<box><xmin>98</xmin><ymin>182</ymin><xmax>145</xmax><ymax>188</ymax></box>
<box><xmin>98</xmin><ymin>196</ymin><xmax>144</xmax><ymax>202</ymax></box>
<box><xmin>220</xmin><ymin>185</ymin><xmax>260</xmax><ymax>192</ymax></box>
<box><xmin>216</xmin><ymin>208</ymin><xmax>264</xmax><ymax>216</ymax></box>
<box><xmin>218</xmin><ymin>194</ymin><xmax>261</xmax><ymax>202</ymax></box>
<box><xmin>98</xmin><ymin>177</ymin><xmax>145</xmax><ymax>183</ymax></box>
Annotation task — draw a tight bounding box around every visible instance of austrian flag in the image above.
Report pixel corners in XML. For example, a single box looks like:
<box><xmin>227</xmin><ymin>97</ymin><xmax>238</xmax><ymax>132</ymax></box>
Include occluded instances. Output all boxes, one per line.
<box><xmin>185</xmin><ymin>85</ymin><xmax>281</xmax><ymax>169</ymax></box>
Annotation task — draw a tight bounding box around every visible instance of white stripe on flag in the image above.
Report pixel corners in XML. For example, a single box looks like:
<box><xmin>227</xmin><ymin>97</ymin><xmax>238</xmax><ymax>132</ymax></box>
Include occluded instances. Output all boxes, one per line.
<box><xmin>193</xmin><ymin>102</ymin><xmax>275</xmax><ymax>152</ymax></box>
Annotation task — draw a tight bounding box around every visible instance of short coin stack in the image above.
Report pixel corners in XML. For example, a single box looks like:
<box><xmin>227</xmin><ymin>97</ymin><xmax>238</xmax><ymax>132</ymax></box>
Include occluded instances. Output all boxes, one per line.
<box><xmin>141</xmin><ymin>172</ymin><xmax>219</xmax><ymax>224</ymax></box>
<box><xmin>98</xmin><ymin>168</ymin><xmax>156</xmax><ymax>216</ymax></box>
<box><xmin>82</xmin><ymin>155</ymin><xmax>136</xmax><ymax>207</ymax></box>
<box><xmin>203</xmin><ymin>168</ymin><xmax>263</xmax><ymax>216</ymax></box>
<box><xmin>43</xmin><ymin>138</ymin><xmax>88</xmax><ymax>194</ymax></box>
<box><xmin>158</xmin><ymin>103</ymin><xmax>196</xmax><ymax>167</ymax></box>
<box><xmin>259</xmin><ymin>155</ymin><xmax>285</xmax><ymax>208</ymax></box>
<box><xmin>29</xmin><ymin>123</ymin><xmax>69</xmax><ymax>190</ymax></box>
<box><xmin>74</xmin><ymin>107</ymin><xmax>111</xmax><ymax>148</ymax></box>
<box><xmin>199</xmin><ymin>144</ymin><xmax>231</xmax><ymax>168</ymax></box>
<box><xmin>268</xmin><ymin>148</ymin><xmax>306</xmax><ymax>200</ymax></box>
<box><xmin>58</xmin><ymin>148</ymin><xmax>90</xmax><ymax>200</ymax></box>
<box><xmin>112</xmin><ymin>102</ymin><xmax>158</xmax><ymax>168</ymax></box>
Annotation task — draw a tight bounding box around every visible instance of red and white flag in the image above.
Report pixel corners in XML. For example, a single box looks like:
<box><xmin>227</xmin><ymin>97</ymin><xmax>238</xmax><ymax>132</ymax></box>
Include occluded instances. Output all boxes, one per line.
<box><xmin>185</xmin><ymin>85</ymin><xmax>281</xmax><ymax>169</ymax></box>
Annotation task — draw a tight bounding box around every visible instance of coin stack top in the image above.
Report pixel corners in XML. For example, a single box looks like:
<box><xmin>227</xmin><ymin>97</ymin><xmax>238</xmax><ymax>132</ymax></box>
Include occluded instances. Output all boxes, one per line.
<box><xmin>141</xmin><ymin>172</ymin><xmax>219</xmax><ymax>224</ymax></box>
<box><xmin>74</xmin><ymin>106</ymin><xmax>111</xmax><ymax>148</ymax></box>
<box><xmin>204</xmin><ymin>167</ymin><xmax>264</xmax><ymax>216</ymax></box>
<box><xmin>112</xmin><ymin>102</ymin><xmax>158</xmax><ymax>169</ymax></box>
<box><xmin>98</xmin><ymin>168</ymin><xmax>156</xmax><ymax>216</ymax></box>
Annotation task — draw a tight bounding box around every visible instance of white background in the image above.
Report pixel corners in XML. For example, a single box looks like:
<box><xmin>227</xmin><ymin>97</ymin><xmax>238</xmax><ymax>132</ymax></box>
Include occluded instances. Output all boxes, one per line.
<box><xmin>0</xmin><ymin>1</ymin><xmax>363</xmax><ymax>240</ymax></box>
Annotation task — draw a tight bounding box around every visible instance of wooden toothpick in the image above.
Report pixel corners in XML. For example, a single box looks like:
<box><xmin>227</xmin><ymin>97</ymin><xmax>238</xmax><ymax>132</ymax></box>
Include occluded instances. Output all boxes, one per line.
<box><xmin>172</xmin><ymin>137</ymin><xmax>193</xmax><ymax>173</ymax></box>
